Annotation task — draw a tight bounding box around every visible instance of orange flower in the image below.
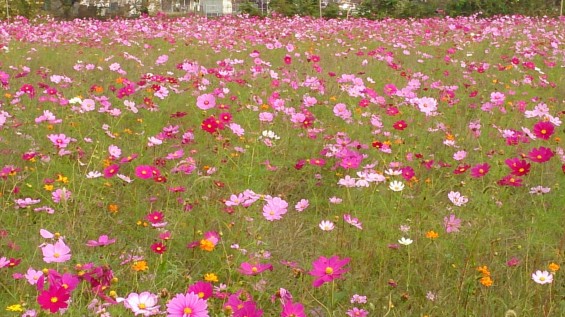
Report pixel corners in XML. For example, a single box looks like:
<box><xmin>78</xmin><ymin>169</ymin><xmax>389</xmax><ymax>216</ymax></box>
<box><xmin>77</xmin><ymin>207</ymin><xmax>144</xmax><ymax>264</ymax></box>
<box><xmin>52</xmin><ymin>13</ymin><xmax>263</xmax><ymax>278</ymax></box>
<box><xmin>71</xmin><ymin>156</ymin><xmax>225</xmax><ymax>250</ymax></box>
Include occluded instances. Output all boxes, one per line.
<box><xmin>425</xmin><ymin>230</ymin><xmax>439</xmax><ymax>240</ymax></box>
<box><xmin>108</xmin><ymin>204</ymin><xmax>119</xmax><ymax>213</ymax></box>
<box><xmin>548</xmin><ymin>263</ymin><xmax>560</xmax><ymax>273</ymax></box>
<box><xmin>480</xmin><ymin>276</ymin><xmax>493</xmax><ymax>287</ymax></box>
<box><xmin>477</xmin><ymin>266</ymin><xmax>490</xmax><ymax>276</ymax></box>
<box><xmin>131</xmin><ymin>260</ymin><xmax>148</xmax><ymax>272</ymax></box>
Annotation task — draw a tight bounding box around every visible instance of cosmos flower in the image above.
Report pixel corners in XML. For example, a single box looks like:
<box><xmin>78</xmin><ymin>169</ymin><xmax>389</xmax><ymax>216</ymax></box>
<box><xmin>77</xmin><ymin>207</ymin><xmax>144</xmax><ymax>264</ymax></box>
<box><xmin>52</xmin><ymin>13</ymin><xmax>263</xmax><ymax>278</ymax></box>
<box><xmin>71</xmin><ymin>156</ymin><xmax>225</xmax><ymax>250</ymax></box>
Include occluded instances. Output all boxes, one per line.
<box><xmin>309</xmin><ymin>255</ymin><xmax>350</xmax><ymax>287</ymax></box>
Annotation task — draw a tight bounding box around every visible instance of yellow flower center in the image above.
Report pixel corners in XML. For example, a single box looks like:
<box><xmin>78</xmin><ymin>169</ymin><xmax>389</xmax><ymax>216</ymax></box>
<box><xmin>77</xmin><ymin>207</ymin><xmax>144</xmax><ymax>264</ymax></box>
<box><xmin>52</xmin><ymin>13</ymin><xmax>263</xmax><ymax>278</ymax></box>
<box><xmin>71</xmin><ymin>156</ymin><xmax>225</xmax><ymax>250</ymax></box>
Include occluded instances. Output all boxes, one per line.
<box><xmin>138</xmin><ymin>303</ymin><xmax>146</xmax><ymax>309</ymax></box>
<box><xmin>251</xmin><ymin>266</ymin><xmax>258</xmax><ymax>273</ymax></box>
<box><xmin>50</xmin><ymin>297</ymin><xmax>58</xmax><ymax>303</ymax></box>
<box><xmin>198</xmin><ymin>292</ymin><xmax>205</xmax><ymax>298</ymax></box>
<box><xmin>540</xmin><ymin>276</ymin><xmax>546</xmax><ymax>281</ymax></box>
<box><xmin>184</xmin><ymin>307</ymin><xmax>192</xmax><ymax>314</ymax></box>
<box><xmin>325</xmin><ymin>267</ymin><xmax>334</xmax><ymax>274</ymax></box>
<box><xmin>53</xmin><ymin>253</ymin><xmax>60</xmax><ymax>258</ymax></box>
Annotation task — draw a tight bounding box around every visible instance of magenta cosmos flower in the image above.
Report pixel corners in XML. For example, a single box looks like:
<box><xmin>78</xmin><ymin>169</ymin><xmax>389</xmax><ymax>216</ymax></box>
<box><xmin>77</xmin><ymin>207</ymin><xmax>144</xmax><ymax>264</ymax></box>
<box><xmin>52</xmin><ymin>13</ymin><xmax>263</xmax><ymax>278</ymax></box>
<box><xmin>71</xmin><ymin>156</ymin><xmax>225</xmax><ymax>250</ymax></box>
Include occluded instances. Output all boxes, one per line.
<box><xmin>532</xmin><ymin>121</ymin><xmax>554</xmax><ymax>140</ymax></box>
<box><xmin>309</xmin><ymin>255</ymin><xmax>350</xmax><ymax>287</ymax></box>
<box><xmin>281</xmin><ymin>301</ymin><xmax>306</xmax><ymax>317</ymax></box>
<box><xmin>187</xmin><ymin>281</ymin><xmax>214</xmax><ymax>300</ymax></box>
<box><xmin>166</xmin><ymin>292</ymin><xmax>209</xmax><ymax>317</ymax></box>
<box><xmin>528</xmin><ymin>146</ymin><xmax>554</xmax><ymax>163</ymax></box>
<box><xmin>470</xmin><ymin>163</ymin><xmax>490</xmax><ymax>178</ymax></box>
<box><xmin>135</xmin><ymin>165</ymin><xmax>161</xmax><ymax>179</ymax></box>
<box><xmin>103</xmin><ymin>164</ymin><xmax>120</xmax><ymax>178</ymax></box>
<box><xmin>37</xmin><ymin>286</ymin><xmax>70</xmax><ymax>313</ymax></box>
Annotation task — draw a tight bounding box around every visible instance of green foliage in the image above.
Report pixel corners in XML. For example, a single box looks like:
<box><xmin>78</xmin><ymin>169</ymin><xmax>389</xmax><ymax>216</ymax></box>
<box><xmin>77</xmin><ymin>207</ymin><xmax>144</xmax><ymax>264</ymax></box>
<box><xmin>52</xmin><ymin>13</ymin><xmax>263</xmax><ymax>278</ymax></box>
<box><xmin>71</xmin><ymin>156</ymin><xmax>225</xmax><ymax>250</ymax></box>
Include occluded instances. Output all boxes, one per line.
<box><xmin>238</xmin><ymin>1</ymin><xmax>263</xmax><ymax>16</ymax></box>
<box><xmin>352</xmin><ymin>0</ymin><xmax>561</xmax><ymax>19</ymax></box>
<box><xmin>322</xmin><ymin>2</ymin><xmax>340</xmax><ymax>18</ymax></box>
<box><xmin>0</xmin><ymin>0</ymin><xmax>40</xmax><ymax>18</ymax></box>
<box><xmin>269</xmin><ymin>0</ymin><xmax>297</xmax><ymax>16</ymax></box>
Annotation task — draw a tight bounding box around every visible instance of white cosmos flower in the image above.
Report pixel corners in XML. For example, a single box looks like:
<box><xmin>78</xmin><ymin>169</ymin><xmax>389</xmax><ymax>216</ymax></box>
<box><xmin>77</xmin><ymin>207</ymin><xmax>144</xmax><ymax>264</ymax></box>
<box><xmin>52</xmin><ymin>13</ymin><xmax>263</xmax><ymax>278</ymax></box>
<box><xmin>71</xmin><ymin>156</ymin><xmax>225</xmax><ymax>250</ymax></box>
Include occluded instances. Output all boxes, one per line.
<box><xmin>319</xmin><ymin>220</ymin><xmax>335</xmax><ymax>231</ymax></box>
<box><xmin>398</xmin><ymin>237</ymin><xmax>413</xmax><ymax>245</ymax></box>
<box><xmin>389</xmin><ymin>180</ymin><xmax>405</xmax><ymax>192</ymax></box>
<box><xmin>532</xmin><ymin>270</ymin><xmax>553</xmax><ymax>284</ymax></box>
<box><xmin>86</xmin><ymin>171</ymin><xmax>102</xmax><ymax>178</ymax></box>
<box><xmin>385</xmin><ymin>168</ymin><xmax>402</xmax><ymax>176</ymax></box>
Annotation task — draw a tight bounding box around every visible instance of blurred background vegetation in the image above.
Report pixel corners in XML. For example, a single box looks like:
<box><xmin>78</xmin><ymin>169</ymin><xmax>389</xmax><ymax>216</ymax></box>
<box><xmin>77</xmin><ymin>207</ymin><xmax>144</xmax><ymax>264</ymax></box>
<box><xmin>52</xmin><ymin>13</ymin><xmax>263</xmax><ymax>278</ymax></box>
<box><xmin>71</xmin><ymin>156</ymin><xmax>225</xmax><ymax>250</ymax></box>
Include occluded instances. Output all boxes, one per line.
<box><xmin>0</xmin><ymin>0</ymin><xmax>563</xmax><ymax>23</ymax></box>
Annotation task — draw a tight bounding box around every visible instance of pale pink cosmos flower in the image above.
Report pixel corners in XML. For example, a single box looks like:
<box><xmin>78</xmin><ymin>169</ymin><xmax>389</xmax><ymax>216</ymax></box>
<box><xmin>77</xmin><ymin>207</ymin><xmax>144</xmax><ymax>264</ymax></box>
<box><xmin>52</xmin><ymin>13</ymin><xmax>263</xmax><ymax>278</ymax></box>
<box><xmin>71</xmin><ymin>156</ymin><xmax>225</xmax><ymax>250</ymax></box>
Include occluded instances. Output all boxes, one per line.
<box><xmin>155</xmin><ymin>55</ymin><xmax>168</xmax><ymax>65</ymax></box>
<box><xmin>0</xmin><ymin>257</ymin><xmax>9</xmax><ymax>268</ymax></box>
<box><xmin>319</xmin><ymin>220</ymin><xmax>335</xmax><ymax>231</ymax></box>
<box><xmin>40</xmin><ymin>229</ymin><xmax>55</xmax><ymax>239</ymax></box>
<box><xmin>259</xmin><ymin>112</ymin><xmax>274</xmax><ymax>122</ymax></box>
<box><xmin>329</xmin><ymin>197</ymin><xmax>343</xmax><ymax>204</ymax></box>
<box><xmin>448</xmin><ymin>191</ymin><xmax>468</xmax><ymax>206</ymax></box>
<box><xmin>262</xmin><ymin>197</ymin><xmax>288</xmax><ymax>221</ymax></box>
<box><xmin>41</xmin><ymin>240</ymin><xmax>71</xmax><ymax>263</ymax></box>
<box><xmin>444</xmin><ymin>214</ymin><xmax>462</xmax><ymax>233</ymax></box>
<box><xmin>529</xmin><ymin>186</ymin><xmax>551</xmax><ymax>195</ymax></box>
<box><xmin>350</xmin><ymin>294</ymin><xmax>367</xmax><ymax>304</ymax></box>
<box><xmin>15</xmin><ymin>198</ymin><xmax>41</xmax><ymax>209</ymax></box>
<box><xmin>294</xmin><ymin>199</ymin><xmax>309</xmax><ymax>212</ymax></box>
<box><xmin>228</xmin><ymin>123</ymin><xmax>245</xmax><ymax>136</ymax></box>
<box><xmin>453</xmin><ymin>150</ymin><xmax>467</xmax><ymax>161</ymax></box>
<box><xmin>52</xmin><ymin>188</ymin><xmax>71</xmax><ymax>203</ymax></box>
<box><xmin>35</xmin><ymin>110</ymin><xmax>62</xmax><ymax>124</ymax></box>
<box><xmin>344</xmin><ymin>214</ymin><xmax>363</xmax><ymax>230</ymax></box>
<box><xmin>196</xmin><ymin>94</ymin><xmax>216</xmax><ymax>110</ymax></box>
<box><xmin>225</xmin><ymin>193</ymin><xmax>244</xmax><ymax>207</ymax></box>
<box><xmin>122</xmin><ymin>292</ymin><xmax>161</xmax><ymax>316</ymax></box>
<box><xmin>24</xmin><ymin>268</ymin><xmax>44</xmax><ymax>285</ymax></box>
<box><xmin>108</xmin><ymin>145</ymin><xmax>121</xmax><ymax>159</ymax></box>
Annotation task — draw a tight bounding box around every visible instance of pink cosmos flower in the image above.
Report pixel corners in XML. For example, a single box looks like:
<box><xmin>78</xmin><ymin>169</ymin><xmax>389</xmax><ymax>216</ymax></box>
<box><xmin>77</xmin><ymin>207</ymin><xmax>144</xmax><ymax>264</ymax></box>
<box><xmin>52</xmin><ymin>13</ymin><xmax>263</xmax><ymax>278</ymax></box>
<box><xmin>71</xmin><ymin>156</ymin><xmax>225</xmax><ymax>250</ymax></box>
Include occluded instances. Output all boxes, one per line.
<box><xmin>122</xmin><ymin>292</ymin><xmax>160</xmax><ymax>316</ymax></box>
<box><xmin>309</xmin><ymin>255</ymin><xmax>350</xmax><ymax>287</ymax></box>
<box><xmin>47</xmin><ymin>134</ymin><xmax>72</xmax><ymax>149</ymax></box>
<box><xmin>346</xmin><ymin>307</ymin><xmax>368</xmax><ymax>317</ymax></box>
<box><xmin>196</xmin><ymin>94</ymin><xmax>216</xmax><ymax>110</ymax></box>
<box><xmin>52</xmin><ymin>188</ymin><xmax>71</xmax><ymax>203</ymax></box>
<box><xmin>239</xmin><ymin>262</ymin><xmax>273</xmax><ymax>275</ymax></box>
<box><xmin>444</xmin><ymin>214</ymin><xmax>462</xmax><ymax>233</ymax></box>
<box><xmin>166</xmin><ymin>292</ymin><xmax>209</xmax><ymax>317</ymax></box>
<box><xmin>41</xmin><ymin>240</ymin><xmax>71</xmax><ymax>263</ymax></box>
<box><xmin>86</xmin><ymin>235</ymin><xmax>116</xmax><ymax>247</ymax></box>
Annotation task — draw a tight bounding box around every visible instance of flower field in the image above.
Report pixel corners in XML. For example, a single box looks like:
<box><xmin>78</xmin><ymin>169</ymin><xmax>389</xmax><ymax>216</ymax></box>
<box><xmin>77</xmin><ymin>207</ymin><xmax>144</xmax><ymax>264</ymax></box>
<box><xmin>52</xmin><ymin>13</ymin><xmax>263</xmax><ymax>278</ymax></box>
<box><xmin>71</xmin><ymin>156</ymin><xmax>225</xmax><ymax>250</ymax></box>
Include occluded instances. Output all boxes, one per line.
<box><xmin>0</xmin><ymin>13</ymin><xmax>564</xmax><ymax>316</ymax></box>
